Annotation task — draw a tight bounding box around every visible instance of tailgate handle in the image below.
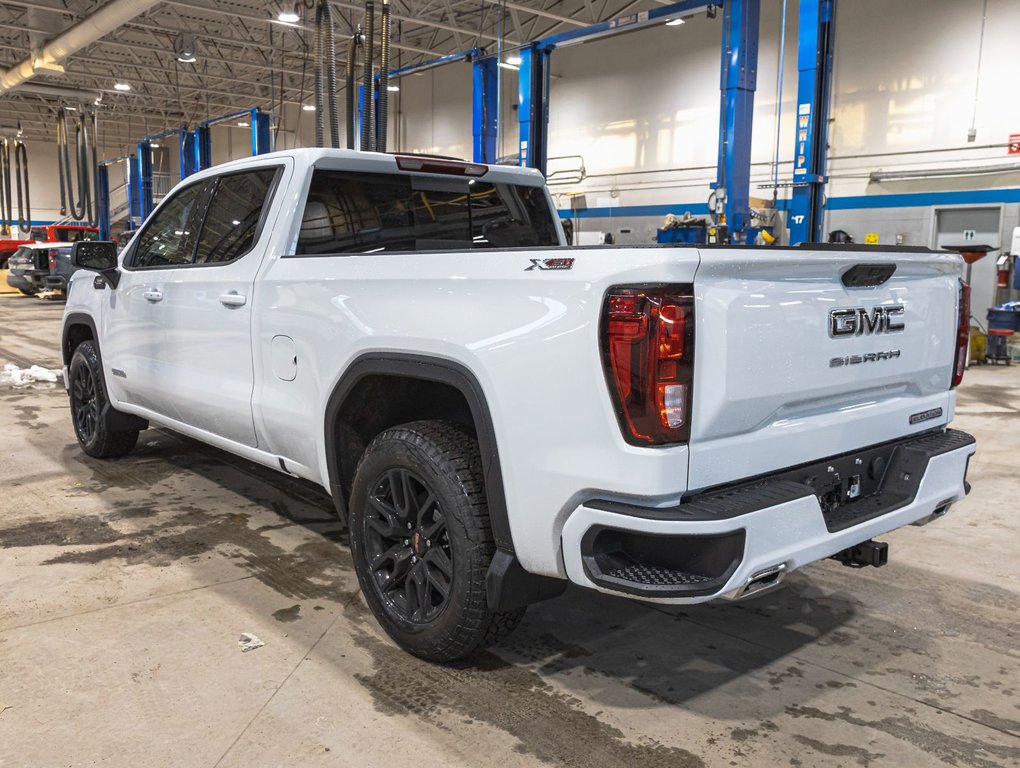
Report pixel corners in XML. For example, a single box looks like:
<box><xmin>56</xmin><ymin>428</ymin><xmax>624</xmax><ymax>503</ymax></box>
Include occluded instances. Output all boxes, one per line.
<box><xmin>842</xmin><ymin>263</ymin><xmax>896</xmax><ymax>288</ymax></box>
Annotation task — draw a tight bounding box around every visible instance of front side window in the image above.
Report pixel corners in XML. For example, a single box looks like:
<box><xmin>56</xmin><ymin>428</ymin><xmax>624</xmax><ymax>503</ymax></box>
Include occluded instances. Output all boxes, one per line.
<box><xmin>131</xmin><ymin>182</ymin><xmax>210</xmax><ymax>268</ymax></box>
<box><xmin>295</xmin><ymin>169</ymin><xmax>558</xmax><ymax>255</ymax></box>
<box><xmin>193</xmin><ymin>168</ymin><xmax>277</xmax><ymax>264</ymax></box>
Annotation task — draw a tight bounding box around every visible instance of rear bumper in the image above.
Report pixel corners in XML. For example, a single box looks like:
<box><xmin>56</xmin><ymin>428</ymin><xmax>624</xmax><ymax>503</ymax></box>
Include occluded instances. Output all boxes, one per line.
<box><xmin>5</xmin><ymin>271</ymin><xmax>36</xmax><ymax>291</ymax></box>
<box><xmin>560</xmin><ymin>429</ymin><xmax>975</xmax><ymax>603</ymax></box>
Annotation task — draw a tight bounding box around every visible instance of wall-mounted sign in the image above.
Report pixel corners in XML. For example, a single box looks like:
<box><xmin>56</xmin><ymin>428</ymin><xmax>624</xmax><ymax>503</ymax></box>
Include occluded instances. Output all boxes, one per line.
<box><xmin>1009</xmin><ymin>134</ymin><xmax>1020</xmax><ymax>155</ymax></box>
<box><xmin>864</xmin><ymin>233</ymin><xmax>879</xmax><ymax>244</ymax></box>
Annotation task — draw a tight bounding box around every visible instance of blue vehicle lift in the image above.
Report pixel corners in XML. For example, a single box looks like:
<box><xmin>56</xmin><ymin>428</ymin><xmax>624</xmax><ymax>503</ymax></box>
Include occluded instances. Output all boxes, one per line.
<box><xmin>516</xmin><ymin>0</ymin><xmax>762</xmax><ymax>238</ymax></box>
<box><xmin>789</xmin><ymin>0</ymin><xmax>835</xmax><ymax>244</ymax></box>
<box><xmin>370</xmin><ymin>49</ymin><xmax>500</xmax><ymax>164</ymax></box>
<box><xmin>136</xmin><ymin>128</ymin><xmax>198</xmax><ymax>221</ymax></box>
<box><xmin>194</xmin><ymin>108</ymin><xmax>272</xmax><ymax>172</ymax></box>
<box><xmin>98</xmin><ymin>108</ymin><xmax>272</xmax><ymax>238</ymax></box>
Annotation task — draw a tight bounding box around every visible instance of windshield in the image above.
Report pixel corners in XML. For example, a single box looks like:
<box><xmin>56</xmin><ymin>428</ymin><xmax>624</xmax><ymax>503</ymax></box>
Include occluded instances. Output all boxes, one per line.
<box><xmin>295</xmin><ymin>169</ymin><xmax>559</xmax><ymax>255</ymax></box>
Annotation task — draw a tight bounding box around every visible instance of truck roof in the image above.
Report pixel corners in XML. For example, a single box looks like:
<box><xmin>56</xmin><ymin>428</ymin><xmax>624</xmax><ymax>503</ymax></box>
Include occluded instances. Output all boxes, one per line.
<box><xmin>192</xmin><ymin>147</ymin><xmax>547</xmax><ymax>187</ymax></box>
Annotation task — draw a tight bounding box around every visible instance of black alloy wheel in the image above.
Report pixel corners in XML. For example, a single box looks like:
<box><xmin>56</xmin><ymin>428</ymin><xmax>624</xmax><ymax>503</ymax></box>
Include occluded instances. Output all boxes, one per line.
<box><xmin>363</xmin><ymin>468</ymin><xmax>453</xmax><ymax>624</ymax></box>
<box><xmin>348</xmin><ymin>420</ymin><xmax>526</xmax><ymax>661</ymax></box>
<box><xmin>68</xmin><ymin>340</ymin><xmax>139</xmax><ymax>458</ymax></box>
<box><xmin>71</xmin><ymin>359</ymin><xmax>99</xmax><ymax>444</ymax></box>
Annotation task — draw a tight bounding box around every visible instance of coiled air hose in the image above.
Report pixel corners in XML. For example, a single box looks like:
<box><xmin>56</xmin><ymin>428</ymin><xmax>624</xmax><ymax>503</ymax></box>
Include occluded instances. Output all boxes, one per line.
<box><xmin>346</xmin><ymin>31</ymin><xmax>361</xmax><ymax>149</ymax></box>
<box><xmin>14</xmin><ymin>139</ymin><xmax>30</xmax><ymax>234</ymax></box>
<box><xmin>0</xmin><ymin>138</ymin><xmax>11</xmax><ymax>236</ymax></box>
<box><xmin>313</xmin><ymin>0</ymin><xmax>340</xmax><ymax>148</ymax></box>
<box><xmin>377</xmin><ymin>0</ymin><xmax>390</xmax><ymax>152</ymax></box>
<box><xmin>361</xmin><ymin>0</ymin><xmax>375</xmax><ymax>152</ymax></box>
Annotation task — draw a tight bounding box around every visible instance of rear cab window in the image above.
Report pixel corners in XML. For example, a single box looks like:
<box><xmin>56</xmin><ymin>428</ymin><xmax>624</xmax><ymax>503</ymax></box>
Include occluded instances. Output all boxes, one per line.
<box><xmin>294</xmin><ymin>167</ymin><xmax>559</xmax><ymax>255</ymax></box>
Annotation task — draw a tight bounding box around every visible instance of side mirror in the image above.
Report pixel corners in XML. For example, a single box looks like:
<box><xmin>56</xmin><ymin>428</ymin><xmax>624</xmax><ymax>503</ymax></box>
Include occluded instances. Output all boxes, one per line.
<box><xmin>72</xmin><ymin>240</ymin><xmax>118</xmax><ymax>271</ymax></box>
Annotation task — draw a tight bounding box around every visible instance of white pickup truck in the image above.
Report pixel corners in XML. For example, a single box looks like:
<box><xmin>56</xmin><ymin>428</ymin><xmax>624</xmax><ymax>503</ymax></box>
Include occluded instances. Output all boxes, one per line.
<box><xmin>62</xmin><ymin>149</ymin><xmax>976</xmax><ymax>661</ymax></box>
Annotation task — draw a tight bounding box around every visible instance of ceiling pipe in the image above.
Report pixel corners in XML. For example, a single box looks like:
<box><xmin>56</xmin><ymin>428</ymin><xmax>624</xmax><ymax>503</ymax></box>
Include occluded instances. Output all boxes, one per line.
<box><xmin>0</xmin><ymin>0</ymin><xmax>161</xmax><ymax>95</ymax></box>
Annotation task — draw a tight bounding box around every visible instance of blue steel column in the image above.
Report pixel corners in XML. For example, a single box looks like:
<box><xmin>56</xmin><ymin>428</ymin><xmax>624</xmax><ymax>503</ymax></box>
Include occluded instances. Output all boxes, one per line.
<box><xmin>137</xmin><ymin>140</ymin><xmax>154</xmax><ymax>221</ymax></box>
<box><xmin>472</xmin><ymin>56</ymin><xmax>498</xmax><ymax>163</ymax></box>
<box><xmin>789</xmin><ymin>0</ymin><xmax>835</xmax><ymax>244</ymax></box>
<box><xmin>714</xmin><ymin>0</ymin><xmax>759</xmax><ymax>236</ymax></box>
<box><xmin>518</xmin><ymin>45</ymin><xmax>550</xmax><ymax>174</ymax></box>
<box><xmin>96</xmin><ymin>164</ymin><xmax>110</xmax><ymax>241</ymax></box>
<box><xmin>196</xmin><ymin>125</ymin><xmax>212</xmax><ymax>171</ymax></box>
<box><xmin>252</xmin><ymin>109</ymin><xmax>272</xmax><ymax>155</ymax></box>
<box><xmin>180</xmin><ymin>130</ymin><xmax>198</xmax><ymax>178</ymax></box>
<box><xmin>127</xmin><ymin>154</ymin><xmax>142</xmax><ymax>228</ymax></box>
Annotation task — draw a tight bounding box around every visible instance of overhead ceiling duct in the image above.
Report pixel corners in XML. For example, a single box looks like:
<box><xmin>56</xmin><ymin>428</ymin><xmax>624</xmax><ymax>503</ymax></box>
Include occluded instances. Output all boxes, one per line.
<box><xmin>0</xmin><ymin>0</ymin><xmax>161</xmax><ymax>95</ymax></box>
<box><xmin>13</xmin><ymin>83</ymin><xmax>101</xmax><ymax>102</ymax></box>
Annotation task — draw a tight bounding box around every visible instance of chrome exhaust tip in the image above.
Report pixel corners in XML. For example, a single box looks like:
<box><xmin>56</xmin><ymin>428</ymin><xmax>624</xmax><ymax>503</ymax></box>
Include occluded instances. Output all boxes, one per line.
<box><xmin>724</xmin><ymin>563</ymin><xmax>787</xmax><ymax>600</ymax></box>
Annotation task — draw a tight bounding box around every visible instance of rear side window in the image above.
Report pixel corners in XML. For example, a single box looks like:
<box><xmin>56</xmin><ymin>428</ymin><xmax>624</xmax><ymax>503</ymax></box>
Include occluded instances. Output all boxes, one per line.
<box><xmin>194</xmin><ymin>168</ymin><xmax>277</xmax><ymax>264</ymax></box>
<box><xmin>295</xmin><ymin>169</ymin><xmax>558</xmax><ymax>255</ymax></box>
<box><xmin>131</xmin><ymin>182</ymin><xmax>210</xmax><ymax>268</ymax></box>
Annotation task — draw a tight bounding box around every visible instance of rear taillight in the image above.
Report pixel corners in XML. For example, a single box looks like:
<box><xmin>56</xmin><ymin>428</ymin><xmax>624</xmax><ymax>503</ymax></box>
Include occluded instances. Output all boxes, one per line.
<box><xmin>952</xmin><ymin>280</ymin><xmax>970</xmax><ymax>387</ymax></box>
<box><xmin>601</xmin><ymin>285</ymin><xmax>694</xmax><ymax>445</ymax></box>
<box><xmin>48</xmin><ymin>252</ymin><xmax>56</xmax><ymax>270</ymax></box>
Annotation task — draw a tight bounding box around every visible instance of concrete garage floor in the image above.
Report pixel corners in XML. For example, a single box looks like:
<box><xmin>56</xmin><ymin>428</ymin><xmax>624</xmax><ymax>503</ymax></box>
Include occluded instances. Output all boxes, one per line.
<box><xmin>0</xmin><ymin>293</ymin><xmax>1018</xmax><ymax>768</ymax></box>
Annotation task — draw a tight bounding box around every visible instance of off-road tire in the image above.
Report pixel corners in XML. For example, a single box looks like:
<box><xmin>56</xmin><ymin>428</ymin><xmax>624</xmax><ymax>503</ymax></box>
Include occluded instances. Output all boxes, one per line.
<box><xmin>349</xmin><ymin>420</ymin><xmax>525</xmax><ymax>662</ymax></box>
<box><xmin>69</xmin><ymin>340</ymin><xmax>139</xmax><ymax>459</ymax></box>
<box><xmin>18</xmin><ymin>288</ymin><xmax>35</xmax><ymax>297</ymax></box>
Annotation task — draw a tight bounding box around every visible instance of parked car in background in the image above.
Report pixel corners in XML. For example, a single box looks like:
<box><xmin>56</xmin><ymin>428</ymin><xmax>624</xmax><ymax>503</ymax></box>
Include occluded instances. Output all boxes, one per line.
<box><xmin>30</xmin><ymin>224</ymin><xmax>99</xmax><ymax>244</ymax></box>
<box><xmin>1</xmin><ymin>224</ymin><xmax>97</xmax><ymax>268</ymax></box>
<box><xmin>5</xmin><ymin>242</ymin><xmax>73</xmax><ymax>295</ymax></box>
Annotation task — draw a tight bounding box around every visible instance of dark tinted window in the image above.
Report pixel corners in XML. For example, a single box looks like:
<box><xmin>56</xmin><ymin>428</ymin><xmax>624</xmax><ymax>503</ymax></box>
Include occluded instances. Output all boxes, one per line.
<box><xmin>295</xmin><ymin>170</ymin><xmax>558</xmax><ymax>255</ymax></box>
<box><xmin>131</xmin><ymin>182</ymin><xmax>210</xmax><ymax>268</ymax></box>
<box><xmin>55</xmin><ymin>228</ymin><xmax>96</xmax><ymax>243</ymax></box>
<box><xmin>194</xmin><ymin>169</ymin><xmax>277</xmax><ymax>264</ymax></box>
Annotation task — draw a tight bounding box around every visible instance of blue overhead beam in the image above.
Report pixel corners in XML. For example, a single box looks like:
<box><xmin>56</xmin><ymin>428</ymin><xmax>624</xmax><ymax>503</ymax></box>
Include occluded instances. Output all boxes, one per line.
<box><xmin>517</xmin><ymin>0</ymin><xmax>749</xmax><ymax>191</ymax></box>
<box><xmin>714</xmin><ymin>0</ymin><xmax>759</xmax><ymax>235</ymax></box>
<box><xmin>789</xmin><ymin>0</ymin><xmax>835</xmax><ymax>244</ymax></box>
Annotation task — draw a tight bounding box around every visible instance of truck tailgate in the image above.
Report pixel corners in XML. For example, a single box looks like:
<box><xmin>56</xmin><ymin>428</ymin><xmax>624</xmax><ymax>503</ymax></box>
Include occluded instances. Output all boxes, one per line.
<box><xmin>688</xmin><ymin>247</ymin><xmax>963</xmax><ymax>491</ymax></box>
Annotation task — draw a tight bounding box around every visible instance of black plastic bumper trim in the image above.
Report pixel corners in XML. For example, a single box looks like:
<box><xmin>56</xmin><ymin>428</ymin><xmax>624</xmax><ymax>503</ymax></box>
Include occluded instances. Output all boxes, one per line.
<box><xmin>586</xmin><ymin>429</ymin><xmax>976</xmax><ymax>532</ymax></box>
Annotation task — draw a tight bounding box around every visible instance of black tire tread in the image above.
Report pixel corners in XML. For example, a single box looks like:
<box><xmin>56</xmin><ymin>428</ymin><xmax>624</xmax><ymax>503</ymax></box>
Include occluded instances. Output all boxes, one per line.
<box><xmin>351</xmin><ymin>420</ymin><xmax>524</xmax><ymax>661</ymax></box>
<box><xmin>70</xmin><ymin>340</ymin><xmax>139</xmax><ymax>459</ymax></box>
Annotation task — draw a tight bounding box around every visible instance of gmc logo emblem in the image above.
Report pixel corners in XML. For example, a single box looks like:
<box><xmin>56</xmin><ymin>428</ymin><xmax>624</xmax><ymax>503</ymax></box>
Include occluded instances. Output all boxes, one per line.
<box><xmin>829</xmin><ymin>305</ymin><xmax>905</xmax><ymax>337</ymax></box>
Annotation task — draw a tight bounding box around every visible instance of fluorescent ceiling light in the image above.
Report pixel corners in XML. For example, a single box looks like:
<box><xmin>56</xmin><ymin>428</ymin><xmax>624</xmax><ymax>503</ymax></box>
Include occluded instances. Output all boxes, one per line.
<box><xmin>302</xmin><ymin>104</ymin><xmax>316</xmax><ymax>111</ymax></box>
<box><xmin>665</xmin><ymin>17</ymin><xmax>685</xmax><ymax>26</ymax></box>
<box><xmin>387</xmin><ymin>84</ymin><xmax>400</xmax><ymax>92</ymax></box>
<box><xmin>113</xmin><ymin>82</ymin><xmax>131</xmax><ymax>91</ymax></box>
<box><xmin>497</xmin><ymin>61</ymin><xmax>519</xmax><ymax>71</ymax></box>
<box><xmin>277</xmin><ymin>10</ymin><xmax>300</xmax><ymax>23</ymax></box>
<box><xmin>65</xmin><ymin>106</ymin><xmax>77</xmax><ymax>111</ymax></box>
<box><xmin>237</xmin><ymin>121</ymin><xmax>250</xmax><ymax>127</ymax></box>
<box><xmin>506</xmin><ymin>55</ymin><xmax>523</xmax><ymax>66</ymax></box>
<box><xmin>177</xmin><ymin>54</ymin><xmax>197</xmax><ymax>63</ymax></box>
<box><xmin>150</xmin><ymin>142</ymin><xmax>160</xmax><ymax>148</ymax></box>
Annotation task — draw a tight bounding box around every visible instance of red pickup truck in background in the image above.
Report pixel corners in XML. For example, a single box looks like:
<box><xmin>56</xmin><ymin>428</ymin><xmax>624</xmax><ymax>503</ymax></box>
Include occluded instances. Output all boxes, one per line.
<box><xmin>1</xmin><ymin>224</ymin><xmax>98</xmax><ymax>267</ymax></box>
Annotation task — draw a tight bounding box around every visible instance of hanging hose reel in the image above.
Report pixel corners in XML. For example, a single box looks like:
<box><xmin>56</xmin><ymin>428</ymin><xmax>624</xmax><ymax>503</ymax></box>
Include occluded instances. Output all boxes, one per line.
<box><xmin>55</xmin><ymin>108</ymin><xmax>98</xmax><ymax>226</ymax></box>
<box><xmin>0</xmin><ymin>132</ymin><xmax>31</xmax><ymax>236</ymax></box>
<box><xmin>0</xmin><ymin>137</ymin><xmax>12</xmax><ymax>236</ymax></box>
<box><xmin>313</xmin><ymin>0</ymin><xmax>340</xmax><ymax>148</ymax></box>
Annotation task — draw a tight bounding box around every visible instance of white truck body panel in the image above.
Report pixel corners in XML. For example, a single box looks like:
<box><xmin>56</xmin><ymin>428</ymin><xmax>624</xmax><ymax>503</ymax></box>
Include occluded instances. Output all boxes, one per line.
<box><xmin>63</xmin><ymin>148</ymin><xmax>976</xmax><ymax>603</ymax></box>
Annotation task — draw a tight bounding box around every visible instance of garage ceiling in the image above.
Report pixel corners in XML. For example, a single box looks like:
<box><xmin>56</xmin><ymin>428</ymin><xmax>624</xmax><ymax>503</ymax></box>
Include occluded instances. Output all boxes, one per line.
<box><xmin>0</xmin><ymin>0</ymin><xmax>660</xmax><ymax>150</ymax></box>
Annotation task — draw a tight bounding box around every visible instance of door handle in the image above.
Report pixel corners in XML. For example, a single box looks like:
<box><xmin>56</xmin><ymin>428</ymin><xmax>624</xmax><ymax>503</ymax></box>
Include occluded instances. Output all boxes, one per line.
<box><xmin>142</xmin><ymin>289</ymin><xmax>163</xmax><ymax>303</ymax></box>
<box><xmin>219</xmin><ymin>292</ymin><xmax>247</xmax><ymax>308</ymax></box>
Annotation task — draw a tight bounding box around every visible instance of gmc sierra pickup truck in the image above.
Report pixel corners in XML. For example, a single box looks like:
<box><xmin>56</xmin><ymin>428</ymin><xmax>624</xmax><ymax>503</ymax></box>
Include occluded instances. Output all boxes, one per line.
<box><xmin>61</xmin><ymin>149</ymin><xmax>976</xmax><ymax>662</ymax></box>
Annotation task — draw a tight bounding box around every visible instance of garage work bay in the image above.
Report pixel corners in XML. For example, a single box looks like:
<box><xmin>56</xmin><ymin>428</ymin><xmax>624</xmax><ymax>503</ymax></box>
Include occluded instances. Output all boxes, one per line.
<box><xmin>0</xmin><ymin>293</ymin><xmax>1017</xmax><ymax>767</ymax></box>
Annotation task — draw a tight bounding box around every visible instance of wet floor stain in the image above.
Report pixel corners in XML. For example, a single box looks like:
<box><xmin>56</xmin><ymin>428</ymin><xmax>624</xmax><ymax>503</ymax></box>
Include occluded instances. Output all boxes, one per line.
<box><xmin>791</xmin><ymin>734</ymin><xmax>883</xmax><ymax>767</ymax></box>
<box><xmin>786</xmin><ymin>704</ymin><xmax>1020</xmax><ymax>768</ymax></box>
<box><xmin>0</xmin><ymin>516</ymin><xmax>121</xmax><ymax>548</ymax></box>
<box><xmin>349</xmin><ymin>621</ymin><xmax>706</xmax><ymax>768</ymax></box>
<box><xmin>273</xmin><ymin>604</ymin><xmax>302</xmax><ymax>623</ymax></box>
